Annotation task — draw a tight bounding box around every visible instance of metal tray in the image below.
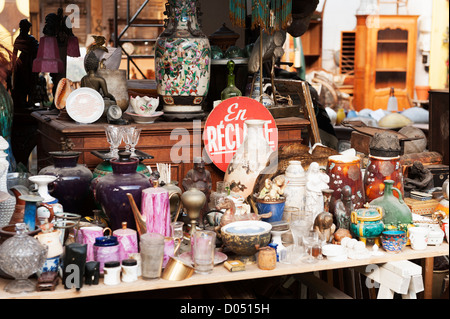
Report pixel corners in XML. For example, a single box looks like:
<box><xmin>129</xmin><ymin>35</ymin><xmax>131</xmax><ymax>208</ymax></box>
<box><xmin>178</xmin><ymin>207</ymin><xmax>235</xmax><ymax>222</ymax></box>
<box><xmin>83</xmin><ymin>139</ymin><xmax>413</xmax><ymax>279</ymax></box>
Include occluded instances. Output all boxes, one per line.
<box><xmin>91</xmin><ymin>149</ymin><xmax>154</xmax><ymax>161</ymax></box>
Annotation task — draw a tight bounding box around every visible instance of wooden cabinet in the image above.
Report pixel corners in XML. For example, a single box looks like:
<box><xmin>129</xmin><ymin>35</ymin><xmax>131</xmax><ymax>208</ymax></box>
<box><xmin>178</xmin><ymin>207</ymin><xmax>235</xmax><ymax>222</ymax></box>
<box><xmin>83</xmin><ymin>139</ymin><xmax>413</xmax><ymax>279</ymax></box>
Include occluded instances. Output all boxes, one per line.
<box><xmin>32</xmin><ymin>111</ymin><xmax>309</xmax><ymax>191</ymax></box>
<box><xmin>354</xmin><ymin>15</ymin><xmax>418</xmax><ymax>111</ymax></box>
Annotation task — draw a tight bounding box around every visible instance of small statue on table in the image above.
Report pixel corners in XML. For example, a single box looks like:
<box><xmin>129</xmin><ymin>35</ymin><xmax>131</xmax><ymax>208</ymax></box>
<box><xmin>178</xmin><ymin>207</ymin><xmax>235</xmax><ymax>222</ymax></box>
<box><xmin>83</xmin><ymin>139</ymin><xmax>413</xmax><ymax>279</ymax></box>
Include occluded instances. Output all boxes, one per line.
<box><xmin>258</xmin><ymin>175</ymin><xmax>286</xmax><ymax>202</ymax></box>
<box><xmin>81</xmin><ymin>51</ymin><xmax>116</xmax><ymax>102</ymax></box>
<box><xmin>404</xmin><ymin>161</ymin><xmax>434</xmax><ymax>196</ymax></box>
<box><xmin>313</xmin><ymin>211</ymin><xmax>336</xmax><ymax>243</ymax></box>
<box><xmin>305</xmin><ymin>162</ymin><xmax>330</xmax><ymax>222</ymax></box>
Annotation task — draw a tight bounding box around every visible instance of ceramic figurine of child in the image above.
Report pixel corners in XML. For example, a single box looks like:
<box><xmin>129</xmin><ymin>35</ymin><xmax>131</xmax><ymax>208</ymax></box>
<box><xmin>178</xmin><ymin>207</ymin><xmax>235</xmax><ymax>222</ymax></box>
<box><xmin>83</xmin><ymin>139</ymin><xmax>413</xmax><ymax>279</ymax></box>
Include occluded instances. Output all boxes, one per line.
<box><xmin>258</xmin><ymin>175</ymin><xmax>286</xmax><ymax>201</ymax></box>
<box><xmin>305</xmin><ymin>162</ymin><xmax>330</xmax><ymax>221</ymax></box>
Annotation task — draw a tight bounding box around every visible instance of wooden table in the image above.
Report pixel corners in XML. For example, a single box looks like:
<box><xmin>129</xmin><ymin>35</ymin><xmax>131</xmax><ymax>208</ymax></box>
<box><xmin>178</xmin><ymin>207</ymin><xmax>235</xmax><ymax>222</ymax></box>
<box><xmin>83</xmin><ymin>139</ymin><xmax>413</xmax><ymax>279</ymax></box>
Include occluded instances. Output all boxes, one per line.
<box><xmin>31</xmin><ymin>111</ymin><xmax>310</xmax><ymax>190</ymax></box>
<box><xmin>1</xmin><ymin>243</ymin><xmax>447</xmax><ymax>299</ymax></box>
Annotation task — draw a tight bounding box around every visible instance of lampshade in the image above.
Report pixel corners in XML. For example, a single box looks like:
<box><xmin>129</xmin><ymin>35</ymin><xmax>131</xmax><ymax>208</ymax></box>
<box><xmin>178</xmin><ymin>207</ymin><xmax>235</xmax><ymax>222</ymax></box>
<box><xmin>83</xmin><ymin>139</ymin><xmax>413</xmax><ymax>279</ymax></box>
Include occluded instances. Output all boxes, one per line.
<box><xmin>67</xmin><ymin>36</ymin><xmax>81</xmax><ymax>57</ymax></box>
<box><xmin>32</xmin><ymin>36</ymin><xmax>64</xmax><ymax>73</ymax></box>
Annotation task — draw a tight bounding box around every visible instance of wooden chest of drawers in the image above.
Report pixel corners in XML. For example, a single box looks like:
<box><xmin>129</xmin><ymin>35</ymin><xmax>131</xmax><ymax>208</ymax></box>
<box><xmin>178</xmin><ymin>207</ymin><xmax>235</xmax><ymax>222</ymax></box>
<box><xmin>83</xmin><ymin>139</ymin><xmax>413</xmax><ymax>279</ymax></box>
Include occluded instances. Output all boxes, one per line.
<box><xmin>32</xmin><ymin>111</ymin><xmax>309</xmax><ymax>191</ymax></box>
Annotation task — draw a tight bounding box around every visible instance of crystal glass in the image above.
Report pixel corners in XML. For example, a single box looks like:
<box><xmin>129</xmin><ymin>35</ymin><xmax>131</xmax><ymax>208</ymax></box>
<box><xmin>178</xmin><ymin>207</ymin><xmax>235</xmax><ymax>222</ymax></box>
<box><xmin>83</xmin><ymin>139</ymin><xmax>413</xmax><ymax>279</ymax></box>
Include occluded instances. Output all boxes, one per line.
<box><xmin>288</xmin><ymin>207</ymin><xmax>313</xmax><ymax>260</ymax></box>
<box><xmin>104</xmin><ymin>125</ymin><xmax>123</xmax><ymax>158</ymax></box>
<box><xmin>140</xmin><ymin>232</ymin><xmax>165</xmax><ymax>279</ymax></box>
<box><xmin>121</xmin><ymin>126</ymin><xmax>136</xmax><ymax>153</ymax></box>
<box><xmin>123</xmin><ymin>127</ymin><xmax>142</xmax><ymax>157</ymax></box>
<box><xmin>0</xmin><ymin>223</ymin><xmax>48</xmax><ymax>293</ymax></box>
<box><xmin>302</xmin><ymin>231</ymin><xmax>321</xmax><ymax>264</ymax></box>
<box><xmin>191</xmin><ymin>230</ymin><xmax>216</xmax><ymax>275</ymax></box>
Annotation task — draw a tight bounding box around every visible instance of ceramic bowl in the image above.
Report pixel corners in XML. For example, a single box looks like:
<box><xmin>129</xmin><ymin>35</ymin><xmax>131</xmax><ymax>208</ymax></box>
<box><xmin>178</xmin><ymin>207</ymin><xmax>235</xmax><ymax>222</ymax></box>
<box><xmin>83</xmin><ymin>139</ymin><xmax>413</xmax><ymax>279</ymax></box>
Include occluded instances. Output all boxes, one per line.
<box><xmin>221</xmin><ymin>220</ymin><xmax>272</xmax><ymax>258</ymax></box>
<box><xmin>125</xmin><ymin>111</ymin><xmax>163</xmax><ymax>124</ymax></box>
<box><xmin>381</xmin><ymin>230</ymin><xmax>407</xmax><ymax>253</ymax></box>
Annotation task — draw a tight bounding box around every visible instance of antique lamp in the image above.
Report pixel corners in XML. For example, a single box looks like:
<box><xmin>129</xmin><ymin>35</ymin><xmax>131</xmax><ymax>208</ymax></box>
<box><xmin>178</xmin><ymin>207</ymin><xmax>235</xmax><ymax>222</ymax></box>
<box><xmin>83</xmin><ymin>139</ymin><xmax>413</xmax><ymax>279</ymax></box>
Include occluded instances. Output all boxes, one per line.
<box><xmin>32</xmin><ymin>36</ymin><xmax>64</xmax><ymax>74</ymax></box>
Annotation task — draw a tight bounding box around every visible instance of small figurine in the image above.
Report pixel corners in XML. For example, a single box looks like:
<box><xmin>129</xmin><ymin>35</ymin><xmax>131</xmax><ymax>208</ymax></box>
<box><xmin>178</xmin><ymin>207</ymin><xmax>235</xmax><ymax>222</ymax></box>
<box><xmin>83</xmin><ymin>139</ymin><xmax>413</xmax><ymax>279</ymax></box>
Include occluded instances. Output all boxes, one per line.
<box><xmin>334</xmin><ymin>185</ymin><xmax>353</xmax><ymax>230</ymax></box>
<box><xmin>305</xmin><ymin>162</ymin><xmax>330</xmax><ymax>221</ymax></box>
<box><xmin>258</xmin><ymin>175</ymin><xmax>286</xmax><ymax>201</ymax></box>
<box><xmin>332</xmin><ymin>228</ymin><xmax>352</xmax><ymax>245</ymax></box>
<box><xmin>81</xmin><ymin>51</ymin><xmax>116</xmax><ymax>102</ymax></box>
<box><xmin>182</xmin><ymin>158</ymin><xmax>212</xmax><ymax>204</ymax></box>
<box><xmin>87</xmin><ymin>35</ymin><xmax>108</xmax><ymax>54</ymax></box>
<box><xmin>313</xmin><ymin>211</ymin><xmax>336</xmax><ymax>243</ymax></box>
<box><xmin>404</xmin><ymin>161</ymin><xmax>434</xmax><ymax>195</ymax></box>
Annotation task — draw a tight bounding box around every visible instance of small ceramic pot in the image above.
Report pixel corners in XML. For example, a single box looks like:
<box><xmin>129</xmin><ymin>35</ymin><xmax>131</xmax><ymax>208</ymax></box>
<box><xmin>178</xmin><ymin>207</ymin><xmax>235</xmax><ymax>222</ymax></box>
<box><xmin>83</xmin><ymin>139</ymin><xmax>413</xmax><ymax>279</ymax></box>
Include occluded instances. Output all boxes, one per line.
<box><xmin>255</xmin><ymin>197</ymin><xmax>286</xmax><ymax>223</ymax></box>
<box><xmin>350</xmin><ymin>206</ymin><xmax>384</xmax><ymax>245</ymax></box>
<box><xmin>381</xmin><ymin>230</ymin><xmax>407</xmax><ymax>253</ymax></box>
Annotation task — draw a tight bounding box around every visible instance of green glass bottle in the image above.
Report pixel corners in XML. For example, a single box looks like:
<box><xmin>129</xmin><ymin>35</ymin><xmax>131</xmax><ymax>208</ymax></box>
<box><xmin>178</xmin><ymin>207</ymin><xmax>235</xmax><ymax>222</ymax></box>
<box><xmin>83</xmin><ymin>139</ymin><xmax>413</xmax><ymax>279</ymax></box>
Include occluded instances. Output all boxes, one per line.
<box><xmin>221</xmin><ymin>60</ymin><xmax>242</xmax><ymax>100</ymax></box>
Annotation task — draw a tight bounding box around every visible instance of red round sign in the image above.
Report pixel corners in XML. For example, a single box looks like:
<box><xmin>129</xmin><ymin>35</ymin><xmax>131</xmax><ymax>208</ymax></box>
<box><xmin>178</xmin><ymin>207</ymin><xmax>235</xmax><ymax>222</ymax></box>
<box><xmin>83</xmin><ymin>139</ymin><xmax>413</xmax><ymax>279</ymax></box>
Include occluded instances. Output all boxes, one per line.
<box><xmin>203</xmin><ymin>96</ymin><xmax>278</xmax><ymax>172</ymax></box>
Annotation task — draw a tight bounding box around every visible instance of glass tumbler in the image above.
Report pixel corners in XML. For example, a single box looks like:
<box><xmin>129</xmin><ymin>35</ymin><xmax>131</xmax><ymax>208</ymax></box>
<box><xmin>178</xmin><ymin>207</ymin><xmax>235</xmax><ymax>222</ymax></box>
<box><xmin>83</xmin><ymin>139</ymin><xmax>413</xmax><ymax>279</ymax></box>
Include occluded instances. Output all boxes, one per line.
<box><xmin>191</xmin><ymin>230</ymin><xmax>216</xmax><ymax>275</ymax></box>
<box><xmin>140</xmin><ymin>232</ymin><xmax>165</xmax><ymax>279</ymax></box>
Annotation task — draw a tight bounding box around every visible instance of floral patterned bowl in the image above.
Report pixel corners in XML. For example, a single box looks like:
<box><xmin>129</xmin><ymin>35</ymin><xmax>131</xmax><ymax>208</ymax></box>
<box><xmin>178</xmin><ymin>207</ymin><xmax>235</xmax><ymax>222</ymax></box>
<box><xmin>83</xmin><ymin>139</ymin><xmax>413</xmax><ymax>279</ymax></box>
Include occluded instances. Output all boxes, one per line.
<box><xmin>381</xmin><ymin>230</ymin><xmax>407</xmax><ymax>253</ymax></box>
<box><xmin>130</xmin><ymin>96</ymin><xmax>159</xmax><ymax>115</ymax></box>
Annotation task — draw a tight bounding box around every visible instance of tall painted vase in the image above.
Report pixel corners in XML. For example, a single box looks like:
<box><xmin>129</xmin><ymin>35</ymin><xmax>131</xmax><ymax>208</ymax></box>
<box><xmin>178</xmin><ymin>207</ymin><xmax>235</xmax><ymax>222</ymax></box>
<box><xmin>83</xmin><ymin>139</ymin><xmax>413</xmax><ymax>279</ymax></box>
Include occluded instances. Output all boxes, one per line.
<box><xmin>327</xmin><ymin>155</ymin><xmax>365</xmax><ymax>210</ymax></box>
<box><xmin>364</xmin><ymin>155</ymin><xmax>404</xmax><ymax>202</ymax></box>
<box><xmin>155</xmin><ymin>0</ymin><xmax>211</xmax><ymax>118</ymax></box>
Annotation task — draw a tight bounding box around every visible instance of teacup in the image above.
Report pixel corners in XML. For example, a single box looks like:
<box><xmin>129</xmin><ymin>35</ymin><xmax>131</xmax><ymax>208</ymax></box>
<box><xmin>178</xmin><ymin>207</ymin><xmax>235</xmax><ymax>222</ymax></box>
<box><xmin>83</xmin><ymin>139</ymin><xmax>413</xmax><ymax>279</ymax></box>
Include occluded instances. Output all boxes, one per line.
<box><xmin>408</xmin><ymin>227</ymin><xmax>429</xmax><ymax>250</ymax></box>
<box><xmin>130</xmin><ymin>96</ymin><xmax>159</xmax><ymax>115</ymax></box>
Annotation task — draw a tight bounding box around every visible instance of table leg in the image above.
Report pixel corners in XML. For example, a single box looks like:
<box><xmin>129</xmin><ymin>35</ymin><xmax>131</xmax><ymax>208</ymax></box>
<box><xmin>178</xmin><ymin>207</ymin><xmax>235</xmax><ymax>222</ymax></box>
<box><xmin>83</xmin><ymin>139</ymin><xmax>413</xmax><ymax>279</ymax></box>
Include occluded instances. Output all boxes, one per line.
<box><xmin>423</xmin><ymin>257</ymin><xmax>434</xmax><ymax>299</ymax></box>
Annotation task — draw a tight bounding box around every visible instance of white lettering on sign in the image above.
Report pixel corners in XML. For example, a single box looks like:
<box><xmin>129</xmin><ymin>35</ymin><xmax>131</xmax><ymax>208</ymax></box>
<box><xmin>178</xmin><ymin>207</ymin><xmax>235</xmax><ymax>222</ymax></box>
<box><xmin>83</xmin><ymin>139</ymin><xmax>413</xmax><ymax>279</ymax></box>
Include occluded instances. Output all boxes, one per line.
<box><xmin>224</xmin><ymin>103</ymin><xmax>248</xmax><ymax>122</ymax></box>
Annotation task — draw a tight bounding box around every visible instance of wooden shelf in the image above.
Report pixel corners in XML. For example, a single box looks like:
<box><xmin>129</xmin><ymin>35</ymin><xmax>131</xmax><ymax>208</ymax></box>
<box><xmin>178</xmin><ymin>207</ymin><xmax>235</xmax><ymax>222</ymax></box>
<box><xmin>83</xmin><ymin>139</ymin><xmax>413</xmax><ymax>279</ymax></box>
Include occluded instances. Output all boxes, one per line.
<box><xmin>0</xmin><ymin>243</ymin><xmax>447</xmax><ymax>299</ymax></box>
<box><xmin>375</xmin><ymin>68</ymin><xmax>408</xmax><ymax>72</ymax></box>
<box><xmin>377</xmin><ymin>39</ymin><xmax>409</xmax><ymax>43</ymax></box>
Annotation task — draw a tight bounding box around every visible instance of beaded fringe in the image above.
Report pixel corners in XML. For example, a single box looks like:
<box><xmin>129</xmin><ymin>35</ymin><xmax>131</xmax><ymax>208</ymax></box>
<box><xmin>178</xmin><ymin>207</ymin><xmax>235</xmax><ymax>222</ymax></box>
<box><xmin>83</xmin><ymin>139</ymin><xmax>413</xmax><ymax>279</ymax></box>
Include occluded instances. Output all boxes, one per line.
<box><xmin>229</xmin><ymin>0</ymin><xmax>292</xmax><ymax>32</ymax></box>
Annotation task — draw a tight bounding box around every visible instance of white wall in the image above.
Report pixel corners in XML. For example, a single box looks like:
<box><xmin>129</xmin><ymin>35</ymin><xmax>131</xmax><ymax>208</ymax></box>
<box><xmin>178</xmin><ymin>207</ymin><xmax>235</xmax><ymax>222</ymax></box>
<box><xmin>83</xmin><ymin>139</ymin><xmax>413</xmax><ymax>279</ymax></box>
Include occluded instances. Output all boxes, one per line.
<box><xmin>320</xmin><ymin>0</ymin><xmax>433</xmax><ymax>88</ymax></box>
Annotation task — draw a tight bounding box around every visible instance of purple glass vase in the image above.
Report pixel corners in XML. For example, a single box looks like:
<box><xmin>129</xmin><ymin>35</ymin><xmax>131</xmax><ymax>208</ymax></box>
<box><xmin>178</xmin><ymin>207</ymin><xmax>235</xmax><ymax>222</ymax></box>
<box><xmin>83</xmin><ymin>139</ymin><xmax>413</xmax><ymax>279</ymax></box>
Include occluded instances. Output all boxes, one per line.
<box><xmin>94</xmin><ymin>152</ymin><xmax>151</xmax><ymax>231</ymax></box>
<box><xmin>39</xmin><ymin>151</ymin><xmax>93</xmax><ymax>217</ymax></box>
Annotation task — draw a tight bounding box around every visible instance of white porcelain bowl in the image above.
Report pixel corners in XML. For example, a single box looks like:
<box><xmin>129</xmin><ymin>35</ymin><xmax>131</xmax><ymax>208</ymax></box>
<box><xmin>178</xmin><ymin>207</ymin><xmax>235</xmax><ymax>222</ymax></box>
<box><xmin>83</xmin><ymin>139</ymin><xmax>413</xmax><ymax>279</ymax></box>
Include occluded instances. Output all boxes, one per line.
<box><xmin>125</xmin><ymin>111</ymin><xmax>163</xmax><ymax>124</ymax></box>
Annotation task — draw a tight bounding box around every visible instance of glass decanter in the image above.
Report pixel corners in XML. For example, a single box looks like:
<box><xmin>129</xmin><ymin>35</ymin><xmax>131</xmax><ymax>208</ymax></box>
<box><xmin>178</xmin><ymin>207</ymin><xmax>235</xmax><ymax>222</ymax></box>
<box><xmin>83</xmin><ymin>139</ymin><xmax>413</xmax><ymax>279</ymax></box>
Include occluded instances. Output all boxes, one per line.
<box><xmin>0</xmin><ymin>223</ymin><xmax>48</xmax><ymax>293</ymax></box>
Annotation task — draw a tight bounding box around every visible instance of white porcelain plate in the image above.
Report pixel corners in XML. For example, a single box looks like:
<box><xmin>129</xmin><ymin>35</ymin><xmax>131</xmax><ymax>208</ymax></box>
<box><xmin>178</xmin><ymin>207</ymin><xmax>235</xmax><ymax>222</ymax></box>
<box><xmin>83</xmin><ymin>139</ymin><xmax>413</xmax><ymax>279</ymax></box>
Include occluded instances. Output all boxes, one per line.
<box><xmin>66</xmin><ymin>88</ymin><xmax>105</xmax><ymax>124</ymax></box>
<box><xmin>125</xmin><ymin>111</ymin><xmax>163</xmax><ymax>124</ymax></box>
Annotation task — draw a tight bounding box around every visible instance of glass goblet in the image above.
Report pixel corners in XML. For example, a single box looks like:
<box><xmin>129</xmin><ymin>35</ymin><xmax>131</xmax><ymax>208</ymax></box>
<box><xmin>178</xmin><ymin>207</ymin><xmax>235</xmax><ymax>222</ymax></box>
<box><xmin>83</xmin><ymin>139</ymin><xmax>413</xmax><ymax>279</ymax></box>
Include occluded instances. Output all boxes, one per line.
<box><xmin>128</xmin><ymin>127</ymin><xmax>142</xmax><ymax>157</ymax></box>
<box><xmin>121</xmin><ymin>126</ymin><xmax>136</xmax><ymax>153</ymax></box>
<box><xmin>105</xmin><ymin>125</ymin><xmax>123</xmax><ymax>159</ymax></box>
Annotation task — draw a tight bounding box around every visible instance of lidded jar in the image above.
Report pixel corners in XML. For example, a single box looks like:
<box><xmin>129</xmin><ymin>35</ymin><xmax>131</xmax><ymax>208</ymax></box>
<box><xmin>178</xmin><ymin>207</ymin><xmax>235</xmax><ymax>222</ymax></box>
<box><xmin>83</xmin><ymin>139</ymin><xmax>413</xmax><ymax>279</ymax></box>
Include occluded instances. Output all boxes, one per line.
<box><xmin>39</xmin><ymin>151</ymin><xmax>93</xmax><ymax>217</ymax></box>
<box><xmin>94</xmin><ymin>151</ymin><xmax>151</xmax><ymax>231</ymax></box>
<box><xmin>0</xmin><ymin>223</ymin><xmax>48</xmax><ymax>293</ymax></box>
<box><xmin>93</xmin><ymin>235</ymin><xmax>120</xmax><ymax>274</ymax></box>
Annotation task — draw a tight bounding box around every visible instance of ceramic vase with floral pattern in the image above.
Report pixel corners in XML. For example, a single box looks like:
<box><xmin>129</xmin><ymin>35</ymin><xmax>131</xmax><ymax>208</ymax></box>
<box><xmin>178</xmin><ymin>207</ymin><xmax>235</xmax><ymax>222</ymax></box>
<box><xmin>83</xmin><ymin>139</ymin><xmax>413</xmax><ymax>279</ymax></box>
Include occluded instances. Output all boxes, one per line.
<box><xmin>155</xmin><ymin>0</ymin><xmax>211</xmax><ymax>118</ymax></box>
